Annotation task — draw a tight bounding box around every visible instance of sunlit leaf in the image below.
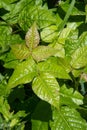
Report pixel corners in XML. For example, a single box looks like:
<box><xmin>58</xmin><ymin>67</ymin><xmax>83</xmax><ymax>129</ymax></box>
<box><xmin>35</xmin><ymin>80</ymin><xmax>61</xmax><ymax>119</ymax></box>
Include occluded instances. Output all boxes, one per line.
<box><xmin>32</xmin><ymin>73</ymin><xmax>60</xmax><ymax>108</ymax></box>
<box><xmin>11</xmin><ymin>44</ymin><xmax>30</xmax><ymax>60</ymax></box>
<box><xmin>49</xmin><ymin>42</ymin><xmax>65</xmax><ymax>58</ymax></box>
<box><xmin>50</xmin><ymin>106</ymin><xmax>87</xmax><ymax>130</ymax></box>
<box><xmin>58</xmin><ymin>23</ymin><xmax>77</xmax><ymax>44</ymax></box>
<box><xmin>7</xmin><ymin>57</ymin><xmax>37</xmax><ymax>89</ymax></box>
<box><xmin>25</xmin><ymin>22</ymin><xmax>40</xmax><ymax>50</ymax></box>
<box><xmin>72</xmin><ymin>69</ymin><xmax>83</xmax><ymax>77</ymax></box>
<box><xmin>71</xmin><ymin>46</ymin><xmax>87</xmax><ymax>69</ymax></box>
<box><xmin>60</xmin><ymin>84</ymin><xmax>83</xmax><ymax>107</ymax></box>
<box><xmin>57</xmin><ymin>57</ymin><xmax>71</xmax><ymax>73</ymax></box>
<box><xmin>41</xmin><ymin>25</ymin><xmax>58</xmax><ymax>43</ymax></box>
<box><xmin>32</xmin><ymin>46</ymin><xmax>58</xmax><ymax>62</ymax></box>
<box><xmin>19</xmin><ymin>4</ymin><xmax>56</xmax><ymax>31</ymax></box>
<box><xmin>64</xmin><ymin>29</ymin><xmax>79</xmax><ymax>56</ymax></box>
<box><xmin>37</xmin><ymin>57</ymin><xmax>71</xmax><ymax>79</ymax></box>
<box><xmin>78</xmin><ymin>32</ymin><xmax>87</xmax><ymax>46</ymax></box>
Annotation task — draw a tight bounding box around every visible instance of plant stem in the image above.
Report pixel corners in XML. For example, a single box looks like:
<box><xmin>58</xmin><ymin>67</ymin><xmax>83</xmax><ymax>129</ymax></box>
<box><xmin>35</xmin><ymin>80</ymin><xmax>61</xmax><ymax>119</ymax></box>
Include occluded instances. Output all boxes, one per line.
<box><xmin>58</xmin><ymin>0</ymin><xmax>76</xmax><ymax>31</ymax></box>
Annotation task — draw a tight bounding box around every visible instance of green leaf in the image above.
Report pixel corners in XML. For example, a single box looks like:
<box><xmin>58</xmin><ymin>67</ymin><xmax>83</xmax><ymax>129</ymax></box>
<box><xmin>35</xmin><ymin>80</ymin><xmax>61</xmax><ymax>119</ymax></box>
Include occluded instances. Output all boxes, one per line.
<box><xmin>35</xmin><ymin>0</ymin><xmax>42</xmax><ymax>6</ymax></box>
<box><xmin>37</xmin><ymin>57</ymin><xmax>71</xmax><ymax>79</ymax></box>
<box><xmin>78</xmin><ymin>32</ymin><xmax>87</xmax><ymax>46</ymax></box>
<box><xmin>85</xmin><ymin>5</ymin><xmax>87</xmax><ymax>23</ymax></box>
<box><xmin>7</xmin><ymin>57</ymin><xmax>37</xmax><ymax>89</ymax></box>
<box><xmin>19</xmin><ymin>4</ymin><xmax>56</xmax><ymax>31</ymax></box>
<box><xmin>1</xmin><ymin>0</ymin><xmax>30</xmax><ymax>24</ymax></box>
<box><xmin>0</xmin><ymin>81</ymin><xmax>8</xmax><ymax>96</ymax></box>
<box><xmin>0</xmin><ymin>0</ymin><xmax>17</xmax><ymax>4</ymax></box>
<box><xmin>0</xmin><ymin>115</ymin><xmax>5</xmax><ymax>129</ymax></box>
<box><xmin>49</xmin><ymin>42</ymin><xmax>65</xmax><ymax>58</ymax></box>
<box><xmin>32</xmin><ymin>120</ymin><xmax>48</xmax><ymax>130</ymax></box>
<box><xmin>11</xmin><ymin>44</ymin><xmax>30</xmax><ymax>60</ymax></box>
<box><xmin>0</xmin><ymin>22</ymin><xmax>12</xmax><ymax>53</ymax></box>
<box><xmin>64</xmin><ymin>29</ymin><xmax>79</xmax><ymax>56</ymax></box>
<box><xmin>0</xmin><ymin>96</ymin><xmax>11</xmax><ymax>121</ymax></box>
<box><xmin>50</xmin><ymin>106</ymin><xmax>87</xmax><ymax>130</ymax></box>
<box><xmin>41</xmin><ymin>25</ymin><xmax>58</xmax><ymax>43</ymax></box>
<box><xmin>60</xmin><ymin>84</ymin><xmax>83</xmax><ymax>107</ymax></box>
<box><xmin>0</xmin><ymin>51</ymin><xmax>19</xmax><ymax>69</ymax></box>
<box><xmin>71</xmin><ymin>46</ymin><xmax>87</xmax><ymax>69</ymax></box>
<box><xmin>32</xmin><ymin>46</ymin><xmax>59</xmax><ymax>62</ymax></box>
<box><xmin>72</xmin><ymin>69</ymin><xmax>83</xmax><ymax>78</ymax></box>
<box><xmin>25</xmin><ymin>22</ymin><xmax>40</xmax><ymax>50</ymax></box>
<box><xmin>37</xmin><ymin>9</ymin><xmax>56</xmax><ymax>28</ymax></box>
<box><xmin>57</xmin><ymin>57</ymin><xmax>71</xmax><ymax>73</ymax></box>
<box><xmin>60</xmin><ymin>1</ymin><xmax>85</xmax><ymax>16</ymax></box>
<box><xmin>32</xmin><ymin>73</ymin><xmax>60</xmax><ymax>108</ymax></box>
<box><xmin>58</xmin><ymin>23</ymin><xmax>77</xmax><ymax>44</ymax></box>
<box><xmin>65</xmin><ymin>39</ymin><xmax>79</xmax><ymax>57</ymax></box>
<box><xmin>32</xmin><ymin>100</ymin><xmax>51</xmax><ymax>121</ymax></box>
<box><xmin>31</xmin><ymin>100</ymin><xmax>51</xmax><ymax>130</ymax></box>
<box><xmin>9</xmin><ymin>34</ymin><xmax>23</xmax><ymax>45</ymax></box>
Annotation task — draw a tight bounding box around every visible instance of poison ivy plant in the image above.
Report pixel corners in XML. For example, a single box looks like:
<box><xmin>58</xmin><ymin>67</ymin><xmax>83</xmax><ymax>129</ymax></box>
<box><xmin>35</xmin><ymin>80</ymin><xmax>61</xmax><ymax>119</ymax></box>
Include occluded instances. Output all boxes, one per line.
<box><xmin>0</xmin><ymin>0</ymin><xmax>87</xmax><ymax>129</ymax></box>
<box><xmin>50</xmin><ymin>106</ymin><xmax>87</xmax><ymax>130</ymax></box>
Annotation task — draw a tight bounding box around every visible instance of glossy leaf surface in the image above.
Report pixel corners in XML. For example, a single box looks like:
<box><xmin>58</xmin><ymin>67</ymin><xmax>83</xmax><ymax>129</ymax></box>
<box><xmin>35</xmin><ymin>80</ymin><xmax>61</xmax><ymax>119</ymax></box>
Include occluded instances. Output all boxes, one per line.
<box><xmin>71</xmin><ymin>46</ymin><xmax>87</xmax><ymax>69</ymax></box>
<box><xmin>7</xmin><ymin>57</ymin><xmax>37</xmax><ymax>89</ymax></box>
<box><xmin>37</xmin><ymin>57</ymin><xmax>71</xmax><ymax>79</ymax></box>
<box><xmin>50</xmin><ymin>106</ymin><xmax>87</xmax><ymax>130</ymax></box>
<box><xmin>32</xmin><ymin>73</ymin><xmax>60</xmax><ymax>108</ymax></box>
<box><xmin>60</xmin><ymin>84</ymin><xmax>83</xmax><ymax>107</ymax></box>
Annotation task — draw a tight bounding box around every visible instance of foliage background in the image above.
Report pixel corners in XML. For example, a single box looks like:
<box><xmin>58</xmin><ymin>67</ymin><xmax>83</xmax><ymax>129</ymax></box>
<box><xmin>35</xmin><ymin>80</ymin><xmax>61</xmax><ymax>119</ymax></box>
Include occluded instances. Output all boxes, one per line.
<box><xmin>0</xmin><ymin>0</ymin><xmax>87</xmax><ymax>129</ymax></box>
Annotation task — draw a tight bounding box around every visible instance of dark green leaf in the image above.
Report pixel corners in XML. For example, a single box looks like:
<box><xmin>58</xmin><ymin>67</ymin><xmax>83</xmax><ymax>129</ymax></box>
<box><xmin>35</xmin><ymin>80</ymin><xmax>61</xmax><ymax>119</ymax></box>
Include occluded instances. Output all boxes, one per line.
<box><xmin>31</xmin><ymin>100</ymin><xmax>51</xmax><ymax>130</ymax></box>
<box><xmin>0</xmin><ymin>23</ymin><xmax>12</xmax><ymax>53</ymax></box>
<box><xmin>0</xmin><ymin>51</ymin><xmax>19</xmax><ymax>69</ymax></box>
<box><xmin>32</xmin><ymin>100</ymin><xmax>51</xmax><ymax>121</ymax></box>
<box><xmin>32</xmin><ymin>120</ymin><xmax>48</xmax><ymax>130</ymax></box>
<box><xmin>60</xmin><ymin>2</ymin><xmax>85</xmax><ymax>16</ymax></box>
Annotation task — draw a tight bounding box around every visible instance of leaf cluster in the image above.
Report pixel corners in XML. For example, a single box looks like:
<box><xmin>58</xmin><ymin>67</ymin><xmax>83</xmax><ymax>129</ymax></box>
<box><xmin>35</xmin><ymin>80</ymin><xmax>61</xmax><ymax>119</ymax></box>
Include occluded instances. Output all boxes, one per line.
<box><xmin>0</xmin><ymin>0</ymin><xmax>87</xmax><ymax>129</ymax></box>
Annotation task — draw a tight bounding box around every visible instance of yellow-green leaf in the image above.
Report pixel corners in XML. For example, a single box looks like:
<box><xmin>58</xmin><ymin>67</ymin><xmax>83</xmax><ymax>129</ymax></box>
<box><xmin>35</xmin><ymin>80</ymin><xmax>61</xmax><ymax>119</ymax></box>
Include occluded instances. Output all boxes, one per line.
<box><xmin>11</xmin><ymin>44</ymin><xmax>30</xmax><ymax>60</ymax></box>
<box><xmin>32</xmin><ymin>73</ymin><xmax>60</xmax><ymax>108</ymax></box>
<box><xmin>71</xmin><ymin>46</ymin><xmax>87</xmax><ymax>69</ymax></box>
<box><xmin>7</xmin><ymin>57</ymin><xmax>37</xmax><ymax>89</ymax></box>
<box><xmin>50</xmin><ymin>106</ymin><xmax>87</xmax><ymax>130</ymax></box>
<box><xmin>32</xmin><ymin>45</ymin><xmax>58</xmax><ymax>62</ymax></box>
